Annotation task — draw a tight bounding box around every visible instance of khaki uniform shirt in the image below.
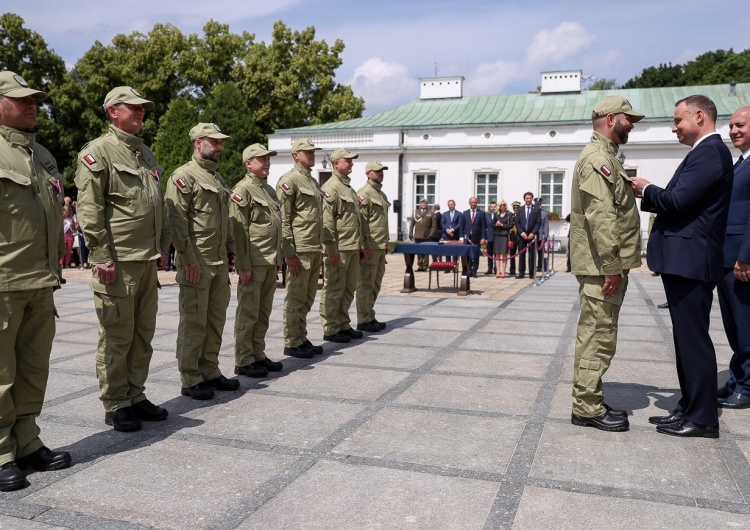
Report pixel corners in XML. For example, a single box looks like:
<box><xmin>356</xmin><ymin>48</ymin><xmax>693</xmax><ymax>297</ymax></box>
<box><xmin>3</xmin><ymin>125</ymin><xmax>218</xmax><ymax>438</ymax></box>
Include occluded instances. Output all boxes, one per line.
<box><xmin>570</xmin><ymin>131</ymin><xmax>641</xmax><ymax>276</ymax></box>
<box><xmin>322</xmin><ymin>172</ymin><xmax>366</xmax><ymax>254</ymax></box>
<box><xmin>0</xmin><ymin>126</ymin><xmax>64</xmax><ymax>290</ymax></box>
<box><xmin>357</xmin><ymin>179</ymin><xmax>390</xmax><ymax>251</ymax></box>
<box><xmin>410</xmin><ymin>208</ymin><xmax>437</xmax><ymax>239</ymax></box>
<box><xmin>165</xmin><ymin>155</ymin><xmax>234</xmax><ymax>267</ymax></box>
<box><xmin>230</xmin><ymin>173</ymin><xmax>282</xmax><ymax>269</ymax></box>
<box><xmin>75</xmin><ymin>125</ymin><xmax>170</xmax><ymax>265</ymax></box>
<box><xmin>276</xmin><ymin>163</ymin><xmax>323</xmax><ymax>257</ymax></box>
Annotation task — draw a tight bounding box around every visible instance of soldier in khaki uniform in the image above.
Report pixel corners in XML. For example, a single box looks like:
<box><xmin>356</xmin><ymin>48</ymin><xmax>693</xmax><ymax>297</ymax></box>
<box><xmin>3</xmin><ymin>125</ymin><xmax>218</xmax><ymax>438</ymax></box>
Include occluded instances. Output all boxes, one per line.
<box><xmin>76</xmin><ymin>86</ymin><xmax>171</xmax><ymax>432</ymax></box>
<box><xmin>319</xmin><ymin>148</ymin><xmax>369</xmax><ymax>343</ymax></box>
<box><xmin>0</xmin><ymin>72</ymin><xmax>72</xmax><ymax>491</ymax></box>
<box><xmin>276</xmin><ymin>138</ymin><xmax>325</xmax><ymax>358</ymax></box>
<box><xmin>165</xmin><ymin>123</ymin><xmax>240</xmax><ymax>400</ymax></box>
<box><xmin>230</xmin><ymin>144</ymin><xmax>284</xmax><ymax>377</ymax></box>
<box><xmin>409</xmin><ymin>199</ymin><xmax>437</xmax><ymax>271</ymax></box>
<box><xmin>569</xmin><ymin>96</ymin><xmax>644</xmax><ymax>432</ymax></box>
<box><xmin>356</xmin><ymin>161</ymin><xmax>390</xmax><ymax>333</ymax></box>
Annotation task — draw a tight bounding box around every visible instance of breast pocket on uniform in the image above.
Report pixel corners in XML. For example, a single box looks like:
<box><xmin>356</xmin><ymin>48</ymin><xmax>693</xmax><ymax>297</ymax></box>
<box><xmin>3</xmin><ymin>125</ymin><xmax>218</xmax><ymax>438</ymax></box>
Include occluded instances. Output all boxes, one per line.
<box><xmin>110</xmin><ymin>163</ymin><xmax>142</xmax><ymax>199</ymax></box>
<box><xmin>194</xmin><ymin>182</ymin><xmax>219</xmax><ymax>214</ymax></box>
<box><xmin>0</xmin><ymin>172</ymin><xmax>34</xmax><ymax>244</ymax></box>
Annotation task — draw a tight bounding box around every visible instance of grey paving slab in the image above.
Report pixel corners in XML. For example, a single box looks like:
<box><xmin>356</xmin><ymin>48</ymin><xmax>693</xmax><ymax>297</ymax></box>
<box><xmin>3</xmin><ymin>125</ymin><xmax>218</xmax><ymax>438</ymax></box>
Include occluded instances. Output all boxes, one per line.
<box><xmin>394</xmin><ymin>373</ymin><xmax>543</xmax><ymax>415</ymax></box>
<box><xmin>403</xmin><ymin>315</ymin><xmax>482</xmax><ymax>331</ymax></box>
<box><xmin>322</xmin><ymin>342</ymin><xmax>438</xmax><ymax>370</ymax></box>
<box><xmin>513</xmin><ymin>487</ymin><xmax>750</xmax><ymax>530</ymax></box>
<box><xmin>332</xmin><ymin>407</ymin><xmax>526</xmax><ymax>473</ymax></box>
<box><xmin>183</xmin><ymin>393</ymin><xmax>365</xmax><ymax>448</ymax></box>
<box><xmin>237</xmin><ymin>460</ymin><xmax>499</xmax><ymax>529</ymax></box>
<box><xmin>27</xmin><ymin>439</ymin><xmax>297</xmax><ymax>530</ymax></box>
<box><xmin>462</xmin><ymin>332</ymin><xmax>560</xmax><ymax>354</ymax></box>
<box><xmin>478</xmin><ymin>319</ymin><xmax>567</xmax><ymax>336</ymax></box>
<box><xmin>532</xmin><ymin>423</ymin><xmax>743</xmax><ymax>502</ymax></box>
<box><xmin>434</xmin><ymin>350</ymin><xmax>553</xmax><ymax>379</ymax></box>
<box><xmin>363</xmin><ymin>327</ymin><xmax>463</xmax><ymax>346</ymax></box>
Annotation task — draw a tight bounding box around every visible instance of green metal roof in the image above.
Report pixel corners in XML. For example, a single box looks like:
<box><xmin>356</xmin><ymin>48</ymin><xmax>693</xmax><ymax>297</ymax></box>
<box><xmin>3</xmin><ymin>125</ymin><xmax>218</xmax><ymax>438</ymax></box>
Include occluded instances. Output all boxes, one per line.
<box><xmin>277</xmin><ymin>83</ymin><xmax>749</xmax><ymax>133</ymax></box>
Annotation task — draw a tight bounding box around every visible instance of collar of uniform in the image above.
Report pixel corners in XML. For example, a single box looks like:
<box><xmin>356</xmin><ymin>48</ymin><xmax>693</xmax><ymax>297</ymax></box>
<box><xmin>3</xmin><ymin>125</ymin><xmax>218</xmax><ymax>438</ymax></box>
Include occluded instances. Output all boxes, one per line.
<box><xmin>591</xmin><ymin>130</ymin><xmax>619</xmax><ymax>157</ymax></box>
<box><xmin>293</xmin><ymin>162</ymin><xmax>312</xmax><ymax>177</ymax></box>
<box><xmin>333</xmin><ymin>172</ymin><xmax>351</xmax><ymax>186</ymax></box>
<box><xmin>248</xmin><ymin>173</ymin><xmax>267</xmax><ymax>186</ymax></box>
<box><xmin>109</xmin><ymin>125</ymin><xmax>143</xmax><ymax>152</ymax></box>
<box><xmin>368</xmin><ymin>179</ymin><xmax>382</xmax><ymax>191</ymax></box>
<box><xmin>0</xmin><ymin>125</ymin><xmax>35</xmax><ymax>148</ymax></box>
<box><xmin>192</xmin><ymin>154</ymin><xmax>219</xmax><ymax>172</ymax></box>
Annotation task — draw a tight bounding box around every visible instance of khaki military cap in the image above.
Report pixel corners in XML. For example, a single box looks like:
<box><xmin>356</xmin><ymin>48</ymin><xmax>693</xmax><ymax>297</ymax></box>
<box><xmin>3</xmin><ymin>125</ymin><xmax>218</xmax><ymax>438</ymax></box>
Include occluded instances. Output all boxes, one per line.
<box><xmin>291</xmin><ymin>138</ymin><xmax>321</xmax><ymax>152</ymax></box>
<box><xmin>330</xmin><ymin>148</ymin><xmax>359</xmax><ymax>161</ymax></box>
<box><xmin>365</xmin><ymin>160</ymin><xmax>389</xmax><ymax>172</ymax></box>
<box><xmin>102</xmin><ymin>86</ymin><xmax>155</xmax><ymax>111</ymax></box>
<box><xmin>511</xmin><ymin>201</ymin><xmax>521</xmax><ymax>207</ymax></box>
<box><xmin>243</xmin><ymin>143</ymin><xmax>277</xmax><ymax>160</ymax></box>
<box><xmin>0</xmin><ymin>71</ymin><xmax>47</xmax><ymax>100</ymax></box>
<box><xmin>189</xmin><ymin>122</ymin><xmax>231</xmax><ymax>141</ymax></box>
<box><xmin>592</xmin><ymin>96</ymin><xmax>645</xmax><ymax>122</ymax></box>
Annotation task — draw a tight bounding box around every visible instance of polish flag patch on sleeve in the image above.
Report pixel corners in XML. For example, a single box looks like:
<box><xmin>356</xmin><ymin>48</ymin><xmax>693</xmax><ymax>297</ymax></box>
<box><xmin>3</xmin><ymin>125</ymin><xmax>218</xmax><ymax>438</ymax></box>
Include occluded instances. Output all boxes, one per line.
<box><xmin>321</xmin><ymin>191</ymin><xmax>330</xmax><ymax>199</ymax></box>
<box><xmin>358</xmin><ymin>195</ymin><xmax>365</xmax><ymax>203</ymax></box>
<box><xmin>231</xmin><ymin>193</ymin><xmax>243</xmax><ymax>204</ymax></box>
<box><xmin>600</xmin><ymin>165</ymin><xmax>611</xmax><ymax>176</ymax></box>
<box><xmin>175</xmin><ymin>177</ymin><xmax>187</xmax><ymax>188</ymax></box>
<box><xmin>281</xmin><ymin>183</ymin><xmax>290</xmax><ymax>191</ymax></box>
<box><xmin>83</xmin><ymin>154</ymin><xmax>96</xmax><ymax>165</ymax></box>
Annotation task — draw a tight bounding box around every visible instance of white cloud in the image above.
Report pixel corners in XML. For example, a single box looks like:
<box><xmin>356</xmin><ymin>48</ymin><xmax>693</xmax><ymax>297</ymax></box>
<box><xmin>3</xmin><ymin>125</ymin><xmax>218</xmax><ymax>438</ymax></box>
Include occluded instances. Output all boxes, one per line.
<box><xmin>526</xmin><ymin>21</ymin><xmax>595</xmax><ymax>66</ymax></box>
<box><xmin>465</xmin><ymin>60</ymin><xmax>525</xmax><ymax>96</ymax></box>
<box><xmin>347</xmin><ymin>58</ymin><xmax>419</xmax><ymax>114</ymax></box>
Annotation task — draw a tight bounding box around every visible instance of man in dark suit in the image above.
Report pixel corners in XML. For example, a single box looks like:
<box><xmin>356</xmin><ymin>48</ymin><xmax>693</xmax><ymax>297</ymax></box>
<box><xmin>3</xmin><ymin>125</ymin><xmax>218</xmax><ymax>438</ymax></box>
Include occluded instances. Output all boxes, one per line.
<box><xmin>716</xmin><ymin>106</ymin><xmax>750</xmax><ymax>410</ymax></box>
<box><xmin>441</xmin><ymin>200</ymin><xmax>463</xmax><ymax>263</ymax></box>
<box><xmin>484</xmin><ymin>201</ymin><xmax>497</xmax><ymax>275</ymax></box>
<box><xmin>632</xmin><ymin>95</ymin><xmax>734</xmax><ymax>438</ymax></box>
<box><xmin>515</xmin><ymin>192</ymin><xmax>541</xmax><ymax>278</ymax></box>
<box><xmin>460</xmin><ymin>196</ymin><xmax>487</xmax><ymax>277</ymax></box>
<box><xmin>429</xmin><ymin>203</ymin><xmax>443</xmax><ymax>262</ymax></box>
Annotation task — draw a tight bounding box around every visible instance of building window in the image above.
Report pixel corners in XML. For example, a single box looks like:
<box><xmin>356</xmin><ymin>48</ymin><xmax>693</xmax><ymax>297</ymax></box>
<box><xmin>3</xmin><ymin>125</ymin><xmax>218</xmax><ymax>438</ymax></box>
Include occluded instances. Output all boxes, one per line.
<box><xmin>414</xmin><ymin>173</ymin><xmax>436</xmax><ymax>208</ymax></box>
<box><xmin>475</xmin><ymin>173</ymin><xmax>498</xmax><ymax>211</ymax></box>
<box><xmin>539</xmin><ymin>171</ymin><xmax>564</xmax><ymax>215</ymax></box>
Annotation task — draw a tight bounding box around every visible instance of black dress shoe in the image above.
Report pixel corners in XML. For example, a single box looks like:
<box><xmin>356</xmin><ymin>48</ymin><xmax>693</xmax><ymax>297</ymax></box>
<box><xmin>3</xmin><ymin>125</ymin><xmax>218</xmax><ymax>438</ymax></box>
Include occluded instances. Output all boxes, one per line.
<box><xmin>515</xmin><ymin>275</ymin><xmax>523</xmax><ymax>279</ymax></box>
<box><xmin>718</xmin><ymin>392</ymin><xmax>750</xmax><ymax>409</ymax></box>
<box><xmin>341</xmin><ymin>328</ymin><xmax>363</xmax><ymax>339</ymax></box>
<box><xmin>132</xmin><ymin>399</ymin><xmax>168</xmax><ymax>421</ymax></box>
<box><xmin>206</xmin><ymin>375</ymin><xmax>240</xmax><ymax>391</ymax></box>
<box><xmin>571</xmin><ymin>411</ymin><xmax>629</xmax><ymax>432</ymax></box>
<box><xmin>357</xmin><ymin>321</ymin><xmax>382</xmax><ymax>332</ymax></box>
<box><xmin>484</xmin><ymin>271</ymin><xmax>494</xmax><ymax>275</ymax></box>
<box><xmin>604</xmin><ymin>403</ymin><xmax>628</xmax><ymax>417</ymax></box>
<box><xmin>104</xmin><ymin>407</ymin><xmax>142</xmax><ymax>431</ymax></box>
<box><xmin>0</xmin><ymin>463</ymin><xmax>28</xmax><ymax>491</ymax></box>
<box><xmin>181</xmin><ymin>382</ymin><xmax>214</xmax><ymax>400</ymax></box>
<box><xmin>718</xmin><ymin>383</ymin><xmax>735</xmax><ymax>399</ymax></box>
<box><xmin>235</xmin><ymin>363</ymin><xmax>268</xmax><ymax>378</ymax></box>
<box><xmin>656</xmin><ymin>420</ymin><xmax>719</xmax><ymax>438</ymax></box>
<box><xmin>323</xmin><ymin>332</ymin><xmax>351</xmax><ymax>343</ymax></box>
<box><xmin>17</xmin><ymin>446</ymin><xmax>72</xmax><ymax>472</ymax></box>
<box><xmin>648</xmin><ymin>410</ymin><xmax>684</xmax><ymax>425</ymax></box>
<box><xmin>302</xmin><ymin>340</ymin><xmax>323</xmax><ymax>355</ymax></box>
<box><xmin>657</xmin><ymin>302</ymin><xmax>669</xmax><ymax>309</ymax></box>
<box><xmin>373</xmin><ymin>319</ymin><xmax>387</xmax><ymax>330</ymax></box>
<box><xmin>284</xmin><ymin>345</ymin><xmax>314</xmax><ymax>358</ymax></box>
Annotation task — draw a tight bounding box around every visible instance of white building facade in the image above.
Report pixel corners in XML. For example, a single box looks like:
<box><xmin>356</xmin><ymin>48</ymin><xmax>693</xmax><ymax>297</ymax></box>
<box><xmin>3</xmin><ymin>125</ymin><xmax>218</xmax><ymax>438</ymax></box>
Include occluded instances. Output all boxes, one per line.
<box><xmin>267</xmin><ymin>73</ymin><xmax>748</xmax><ymax>242</ymax></box>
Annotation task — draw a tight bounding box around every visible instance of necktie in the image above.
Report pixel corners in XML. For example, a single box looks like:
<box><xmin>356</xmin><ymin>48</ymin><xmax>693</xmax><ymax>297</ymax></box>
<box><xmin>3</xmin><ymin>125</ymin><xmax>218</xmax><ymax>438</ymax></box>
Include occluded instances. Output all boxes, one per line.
<box><xmin>471</xmin><ymin>210</ymin><xmax>475</xmax><ymax>223</ymax></box>
<box><xmin>735</xmin><ymin>155</ymin><xmax>745</xmax><ymax>169</ymax></box>
<box><xmin>526</xmin><ymin>206</ymin><xmax>530</xmax><ymax>230</ymax></box>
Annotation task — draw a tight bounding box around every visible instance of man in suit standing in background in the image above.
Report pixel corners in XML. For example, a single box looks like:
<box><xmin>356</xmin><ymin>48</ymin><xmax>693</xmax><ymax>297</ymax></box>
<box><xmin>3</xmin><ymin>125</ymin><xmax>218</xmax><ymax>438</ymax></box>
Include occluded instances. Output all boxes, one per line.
<box><xmin>441</xmin><ymin>200</ymin><xmax>463</xmax><ymax>263</ymax></box>
<box><xmin>534</xmin><ymin>197</ymin><xmax>549</xmax><ymax>273</ymax></box>
<box><xmin>632</xmin><ymin>95</ymin><xmax>733</xmax><ymax>438</ymax></box>
<box><xmin>716</xmin><ymin>106</ymin><xmax>750</xmax><ymax>410</ymax></box>
<box><xmin>515</xmin><ymin>192</ymin><xmax>540</xmax><ymax>279</ymax></box>
<box><xmin>461</xmin><ymin>197</ymin><xmax>487</xmax><ymax>278</ymax></box>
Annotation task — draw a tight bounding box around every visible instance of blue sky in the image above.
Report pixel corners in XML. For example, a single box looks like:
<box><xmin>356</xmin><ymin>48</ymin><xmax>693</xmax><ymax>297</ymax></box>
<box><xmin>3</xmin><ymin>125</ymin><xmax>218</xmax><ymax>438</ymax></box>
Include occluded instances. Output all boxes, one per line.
<box><xmin>9</xmin><ymin>1</ymin><xmax>749</xmax><ymax>115</ymax></box>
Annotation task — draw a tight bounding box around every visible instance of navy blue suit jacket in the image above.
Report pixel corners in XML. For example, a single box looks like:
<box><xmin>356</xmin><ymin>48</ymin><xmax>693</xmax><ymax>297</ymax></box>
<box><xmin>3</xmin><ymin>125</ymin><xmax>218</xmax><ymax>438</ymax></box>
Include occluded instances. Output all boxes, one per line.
<box><xmin>643</xmin><ymin>134</ymin><xmax>733</xmax><ymax>282</ymax></box>
<box><xmin>461</xmin><ymin>209</ymin><xmax>487</xmax><ymax>243</ymax></box>
<box><xmin>723</xmin><ymin>156</ymin><xmax>750</xmax><ymax>267</ymax></box>
<box><xmin>441</xmin><ymin>209</ymin><xmax>464</xmax><ymax>240</ymax></box>
<box><xmin>515</xmin><ymin>204</ymin><xmax>541</xmax><ymax>238</ymax></box>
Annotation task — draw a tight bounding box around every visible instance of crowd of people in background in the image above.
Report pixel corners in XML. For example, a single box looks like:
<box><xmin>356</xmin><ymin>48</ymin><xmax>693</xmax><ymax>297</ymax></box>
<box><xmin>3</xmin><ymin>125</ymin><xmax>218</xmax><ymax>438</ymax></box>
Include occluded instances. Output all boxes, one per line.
<box><xmin>409</xmin><ymin>192</ymin><xmax>551</xmax><ymax>279</ymax></box>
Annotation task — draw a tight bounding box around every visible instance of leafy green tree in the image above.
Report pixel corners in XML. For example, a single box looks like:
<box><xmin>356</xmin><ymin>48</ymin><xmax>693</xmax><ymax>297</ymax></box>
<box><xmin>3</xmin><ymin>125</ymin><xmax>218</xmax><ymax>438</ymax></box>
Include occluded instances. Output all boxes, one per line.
<box><xmin>235</xmin><ymin>21</ymin><xmax>365</xmax><ymax>134</ymax></box>
<box><xmin>622</xmin><ymin>49</ymin><xmax>750</xmax><ymax>89</ymax></box>
<box><xmin>622</xmin><ymin>63</ymin><xmax>684</xmax><ymax>89</ymax></box>
<box><xmin>153</xmin><ymin>96</ymin><xmax>198</xmax><ymax>191</ymax></box>
<box><xmin>199</xmin><ymin>82</ymin><xmax>262</xmax><ymax>187</ymax></box>
<box><xmin>588</xmin><ymin>78</ymin><xmax>618</xmax><ymax>90</ymax></box>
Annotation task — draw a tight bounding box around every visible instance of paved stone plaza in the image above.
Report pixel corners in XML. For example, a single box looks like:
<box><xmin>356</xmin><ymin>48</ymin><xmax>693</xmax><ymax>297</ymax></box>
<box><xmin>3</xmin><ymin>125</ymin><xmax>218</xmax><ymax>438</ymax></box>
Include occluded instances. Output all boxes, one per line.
<box><xmin>2</xmin><ymin>263</ymin><xmax>749</xmax><ymax>529</ymax></box>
